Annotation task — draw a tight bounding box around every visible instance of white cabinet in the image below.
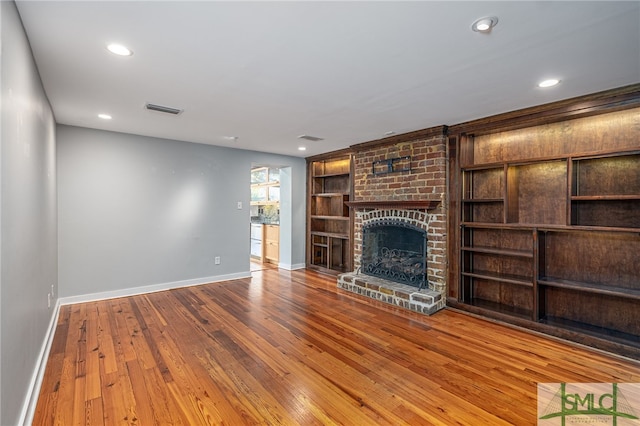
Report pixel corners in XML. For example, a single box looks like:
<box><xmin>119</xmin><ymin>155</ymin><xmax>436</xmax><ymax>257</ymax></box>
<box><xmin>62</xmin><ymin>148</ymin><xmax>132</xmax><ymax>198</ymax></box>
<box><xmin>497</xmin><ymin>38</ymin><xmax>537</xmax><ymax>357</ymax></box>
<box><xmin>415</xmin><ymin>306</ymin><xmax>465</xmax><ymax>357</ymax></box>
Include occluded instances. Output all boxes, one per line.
<box><xmin>250</xmin><ymin>224</ymin><xmax>262</xmax><ymax>258</ymax></box>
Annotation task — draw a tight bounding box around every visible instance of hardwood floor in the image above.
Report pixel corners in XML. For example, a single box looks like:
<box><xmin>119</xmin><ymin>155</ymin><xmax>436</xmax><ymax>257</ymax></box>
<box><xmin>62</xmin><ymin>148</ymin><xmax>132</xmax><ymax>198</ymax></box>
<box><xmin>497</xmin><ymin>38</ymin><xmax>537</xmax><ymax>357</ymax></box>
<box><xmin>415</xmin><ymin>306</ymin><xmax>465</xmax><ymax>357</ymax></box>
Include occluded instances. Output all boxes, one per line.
<box><xmin>34</xmin><ymin>268</ymin><xmax>640</xmax><ymax>425</ymax></box>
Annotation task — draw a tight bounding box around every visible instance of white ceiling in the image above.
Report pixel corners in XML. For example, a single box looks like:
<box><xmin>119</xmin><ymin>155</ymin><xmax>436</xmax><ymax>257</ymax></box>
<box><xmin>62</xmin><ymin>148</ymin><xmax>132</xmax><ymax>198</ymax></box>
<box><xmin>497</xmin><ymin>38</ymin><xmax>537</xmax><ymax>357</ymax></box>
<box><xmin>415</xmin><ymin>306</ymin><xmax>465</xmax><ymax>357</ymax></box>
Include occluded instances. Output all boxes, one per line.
<box><xmin>15</xmin><ymin>1</ymin><xmax>640</xmax><ymax>158</ymax></box>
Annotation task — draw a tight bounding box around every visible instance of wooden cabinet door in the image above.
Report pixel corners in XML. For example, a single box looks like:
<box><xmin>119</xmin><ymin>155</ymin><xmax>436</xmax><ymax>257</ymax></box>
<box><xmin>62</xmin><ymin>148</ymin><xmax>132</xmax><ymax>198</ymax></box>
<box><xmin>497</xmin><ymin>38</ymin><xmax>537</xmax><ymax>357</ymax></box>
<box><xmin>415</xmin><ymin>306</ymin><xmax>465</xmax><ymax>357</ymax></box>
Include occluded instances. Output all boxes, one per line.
<box><xmin>263</xmin><ymin>225</ymin><xmax>279</xmax><ymax>264</ymax></box>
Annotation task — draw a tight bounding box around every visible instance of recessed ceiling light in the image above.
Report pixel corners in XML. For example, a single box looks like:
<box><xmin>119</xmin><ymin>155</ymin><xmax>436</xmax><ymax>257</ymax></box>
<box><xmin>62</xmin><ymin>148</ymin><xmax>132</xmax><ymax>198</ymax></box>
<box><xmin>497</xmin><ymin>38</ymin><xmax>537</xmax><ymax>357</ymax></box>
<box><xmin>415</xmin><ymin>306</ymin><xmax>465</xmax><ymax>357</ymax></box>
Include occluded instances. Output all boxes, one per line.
<box><xmin>471</xmin><ymin>16</ymin><xmax>498</xmax><ymax>33</ymax></box>
<box><xmin>385</xmin><ymin>131</ymin><xmax>396</xmax><ymax>136</ymax></box>
<box><xmin>98</xmin><ymin>113</ymin><xmax>112</xmax><ymax>120</ymax></box>
<box><xmin>106</xmin><ymin>43</ymin><xmax>133</xmax><ymax>56</ymax></box>
<box><xmin>224</xmin><ymin>136</ymin><xmax>238</xmax><ymax>141</ymax></box>
<box><xmin>538</xmin><ymin>79</ymin><xmax>561</xmax><ymax>88</ymax></box>
<box><xmin>298</xmin><ymin>146</ymin><xmax>307</xmax><ymax>151</ymax></box>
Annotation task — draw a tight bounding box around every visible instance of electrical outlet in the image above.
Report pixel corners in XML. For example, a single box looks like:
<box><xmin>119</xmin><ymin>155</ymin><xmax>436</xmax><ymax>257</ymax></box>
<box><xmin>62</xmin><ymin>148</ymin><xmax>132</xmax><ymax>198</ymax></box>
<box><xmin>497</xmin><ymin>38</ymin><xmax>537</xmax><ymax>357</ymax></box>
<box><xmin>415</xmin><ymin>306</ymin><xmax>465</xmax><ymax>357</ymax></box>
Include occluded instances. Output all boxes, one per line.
<box><xmin>237</xmin><ymin>201</ymin><xmax>242</xmax><ymax>209</ymax></box>
<box><xmin>47</xmin><ymin>293</ymin><xmax>51</xmax><ymax>308</ymax></box>
<box><xmin>215</xmin><ymin>256</ymin><xmax>221</xmax><ymax>265</ymax></box>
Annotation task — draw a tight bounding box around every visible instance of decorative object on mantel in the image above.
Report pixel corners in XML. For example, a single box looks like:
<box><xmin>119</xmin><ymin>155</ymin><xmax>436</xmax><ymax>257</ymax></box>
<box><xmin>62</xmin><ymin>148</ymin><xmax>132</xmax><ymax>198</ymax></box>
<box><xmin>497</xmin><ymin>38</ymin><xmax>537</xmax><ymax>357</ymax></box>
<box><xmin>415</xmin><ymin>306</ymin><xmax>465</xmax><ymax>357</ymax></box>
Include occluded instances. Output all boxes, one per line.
<box><xmin>372</xmin><ymin>155</ymin><xmax>411</xmax><ymax>175</ymax></box>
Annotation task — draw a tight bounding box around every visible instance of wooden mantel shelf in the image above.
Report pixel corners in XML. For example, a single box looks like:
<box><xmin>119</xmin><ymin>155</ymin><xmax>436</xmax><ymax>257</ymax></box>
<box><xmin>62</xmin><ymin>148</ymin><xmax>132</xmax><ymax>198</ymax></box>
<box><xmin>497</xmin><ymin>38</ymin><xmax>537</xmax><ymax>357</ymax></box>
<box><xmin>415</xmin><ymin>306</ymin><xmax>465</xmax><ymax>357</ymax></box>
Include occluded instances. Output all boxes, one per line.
<box><xmin>345</xmin><ymin>200</ymin><xmax>440</xmax><ymax>210</ymax></box>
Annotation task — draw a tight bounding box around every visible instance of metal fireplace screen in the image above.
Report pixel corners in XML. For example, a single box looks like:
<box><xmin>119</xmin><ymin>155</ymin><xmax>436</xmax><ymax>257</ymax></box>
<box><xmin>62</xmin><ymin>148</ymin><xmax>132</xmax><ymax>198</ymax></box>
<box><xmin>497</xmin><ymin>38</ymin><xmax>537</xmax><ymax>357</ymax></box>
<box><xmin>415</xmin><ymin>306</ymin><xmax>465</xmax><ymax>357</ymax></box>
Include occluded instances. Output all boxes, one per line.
<box><xmin>362</xmin><ymin>221</ymin><xmax>427</xmax><ymax>289</ymax></box>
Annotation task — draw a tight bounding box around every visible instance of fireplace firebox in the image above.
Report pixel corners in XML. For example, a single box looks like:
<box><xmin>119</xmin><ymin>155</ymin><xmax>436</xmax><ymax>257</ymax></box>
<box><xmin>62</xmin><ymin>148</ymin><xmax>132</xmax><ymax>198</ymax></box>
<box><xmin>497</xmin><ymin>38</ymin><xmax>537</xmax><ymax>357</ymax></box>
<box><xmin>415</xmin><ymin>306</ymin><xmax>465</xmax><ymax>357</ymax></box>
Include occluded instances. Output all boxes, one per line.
<box><xmin>362</xmin><ymin>221</ymin><xmax>427</xmax><ymax>289</ymax></box>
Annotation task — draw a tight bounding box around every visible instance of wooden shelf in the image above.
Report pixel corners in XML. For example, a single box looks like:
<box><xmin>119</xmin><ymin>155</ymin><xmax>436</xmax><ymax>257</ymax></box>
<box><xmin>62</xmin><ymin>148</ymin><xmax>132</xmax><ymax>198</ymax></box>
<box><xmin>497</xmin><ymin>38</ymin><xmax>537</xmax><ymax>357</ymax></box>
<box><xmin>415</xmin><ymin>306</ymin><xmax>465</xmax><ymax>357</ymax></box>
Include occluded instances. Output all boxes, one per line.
<box><xmin>311</xmin><ymin>215</ymin><xmax>349</xmax><ymax>221</ymax></box>
<box><xmin>460</xmin><ymin>163</ymin><xmax>506</xmax><ymax>171</ymax></box>
<box><xmin>571</xmin><ymin>195</ymin><xmax>640</xmax><ymax>201</ymax></box>
<box><xmin>461</xmin><ymin>221</ymin><xmax>640</xmax><ymax>234</ymax></box>
<box><xmin>461</xmin><ymin>270</ymin><xmax>532</xmax><ymax>287</ymax></box>
<box><xmin>468</xmin><ymin>298</ymin><xmax>533</xmax><ymax>320</ymax></box>
<box><xmin>461</xmin><ymin>222</ymin><xmax>531</xmax><ymax>230</ymax></box>
<box><xmin>313</xmin><ymin>172</ymin><xmax>350</xmax><ymax>178</ymax></box>
<box><xmin>311</xmin><ymin>193</ymin><xmax>349</xmax><ymax>197</ymax></box>
<box><xmin>461</xmin><ymin>198</ymin><xmax>503</xmax><ymax>203</ymax></box>
<box><xmin>539</xmin><ymin>316</ymin><xmax>640</xmax><ymax>348</ymax></box>
<box><xmin>461</xmin><ymin>246</ymin><xmax>533</xmax><ymax>258</ymax></box>
<box><xmin>537</xmin><ymin>224</ymin><xmax>640</xmax><ymax>234</ymax></box>
<box><xmin>538</xmin><ymin>278</ymin><xmax>640</xmax><ymax>300</ymax></box>
<box><xmin>310</xmin><ymin>231</ymin><xmax>349</xmax><ymax>239</ymax></box>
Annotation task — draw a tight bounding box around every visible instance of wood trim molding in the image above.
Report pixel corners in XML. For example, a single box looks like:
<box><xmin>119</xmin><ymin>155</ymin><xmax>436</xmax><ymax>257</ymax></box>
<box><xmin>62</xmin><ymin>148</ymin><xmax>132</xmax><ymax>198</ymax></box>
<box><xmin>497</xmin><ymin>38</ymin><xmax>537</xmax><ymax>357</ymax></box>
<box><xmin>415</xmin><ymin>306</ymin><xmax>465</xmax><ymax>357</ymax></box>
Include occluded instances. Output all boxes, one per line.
<box><xmin>448</xmin><ymin>83</ymin><xmax>640</xmax><ymax>136</ymax></box>
<box><xmin>350</xmin><ymin>125</ymin><xmax>448</xmax><ymax>152</ymax></box>
<box><xmin>308</xmin><ymin>85</ymin><xmax>639</xmax><ymax>161</ymax></box>
<box><xmin>345</xmin><ymin>200</ymin><xmax>440</xmax><ymax>210</ymax></box>
<box><xmin>305</xmin><ymin>147</ymin><xmax>353</xmax><ymax>162</ymax></box>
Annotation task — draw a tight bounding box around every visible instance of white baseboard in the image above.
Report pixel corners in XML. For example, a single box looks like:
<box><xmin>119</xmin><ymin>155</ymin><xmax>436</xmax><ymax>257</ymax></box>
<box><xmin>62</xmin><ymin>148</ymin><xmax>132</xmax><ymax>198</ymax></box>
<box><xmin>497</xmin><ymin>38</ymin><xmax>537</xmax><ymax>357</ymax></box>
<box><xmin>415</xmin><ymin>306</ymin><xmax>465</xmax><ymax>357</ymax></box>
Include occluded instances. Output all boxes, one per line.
<box><xmin>278</xmin><ymin>262</ymin><xmax>306</xmax><ymax>270</ymax></box>
<box><xmin>19</xmin><ymin>299</ymin><xmax>61</xmax><ymax>426</ymax></box>
<box><xmin>58</xmin><ymin>272</ymin><xmax>251</xmax><ymax>306</ymax></box>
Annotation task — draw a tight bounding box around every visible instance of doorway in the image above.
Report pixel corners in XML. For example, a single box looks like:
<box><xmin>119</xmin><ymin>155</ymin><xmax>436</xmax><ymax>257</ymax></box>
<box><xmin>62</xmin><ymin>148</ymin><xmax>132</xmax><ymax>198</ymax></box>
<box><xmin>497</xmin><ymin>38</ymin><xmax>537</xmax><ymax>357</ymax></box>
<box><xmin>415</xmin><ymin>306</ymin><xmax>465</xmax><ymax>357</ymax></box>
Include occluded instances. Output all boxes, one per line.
<box><xmin>250</xmin><ymin>166</ymin><xmax>280</xmax><ymax>271</ymax></box>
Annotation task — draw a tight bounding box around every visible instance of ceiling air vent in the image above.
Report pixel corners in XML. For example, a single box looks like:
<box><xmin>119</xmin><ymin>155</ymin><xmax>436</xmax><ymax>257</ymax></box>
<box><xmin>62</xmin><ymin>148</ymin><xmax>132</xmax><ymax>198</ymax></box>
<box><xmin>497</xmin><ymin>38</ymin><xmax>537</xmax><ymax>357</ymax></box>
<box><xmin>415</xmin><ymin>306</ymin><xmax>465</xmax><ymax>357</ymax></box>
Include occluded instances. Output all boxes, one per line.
<box><xmin>298</xmin><ymin>134</ymin><xmax>324</xmax><ymax>142</ymax></box>
<box><xmin>145</xmin><ymin>103</ymin><xmax>183</xmax><ymax>115</ymax></box>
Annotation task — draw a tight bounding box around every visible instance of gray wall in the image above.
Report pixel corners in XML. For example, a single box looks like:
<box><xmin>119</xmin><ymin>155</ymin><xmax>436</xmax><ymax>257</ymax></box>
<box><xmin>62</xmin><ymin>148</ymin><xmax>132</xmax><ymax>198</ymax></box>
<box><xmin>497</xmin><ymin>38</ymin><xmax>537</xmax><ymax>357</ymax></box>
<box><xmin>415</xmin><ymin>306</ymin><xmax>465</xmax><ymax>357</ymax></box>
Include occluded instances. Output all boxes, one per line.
<box><xmin>58</xmin><ymin>125</ymin><xmax>306</xmax><ymax>299</ymax></box>
<box><xmin>0</xmin><ymin>3</ymin><xmax>305</xmax><ymax>420</ymax></box>
<box><xmin>1</xmin><ymin>1</ymin><xmax>58</xmax><ymax>424</ymax></box>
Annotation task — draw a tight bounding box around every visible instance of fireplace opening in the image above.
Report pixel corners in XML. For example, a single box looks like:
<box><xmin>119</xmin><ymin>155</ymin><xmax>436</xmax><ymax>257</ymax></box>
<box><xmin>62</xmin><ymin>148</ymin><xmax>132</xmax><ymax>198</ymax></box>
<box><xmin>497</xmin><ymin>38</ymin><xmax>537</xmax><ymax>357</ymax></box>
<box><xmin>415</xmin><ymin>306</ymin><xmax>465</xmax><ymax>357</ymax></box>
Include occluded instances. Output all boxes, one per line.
<box><xmin>362</xmin><ymin>221</ymin><xmax>427</xmax><ymax>289</ymax></box>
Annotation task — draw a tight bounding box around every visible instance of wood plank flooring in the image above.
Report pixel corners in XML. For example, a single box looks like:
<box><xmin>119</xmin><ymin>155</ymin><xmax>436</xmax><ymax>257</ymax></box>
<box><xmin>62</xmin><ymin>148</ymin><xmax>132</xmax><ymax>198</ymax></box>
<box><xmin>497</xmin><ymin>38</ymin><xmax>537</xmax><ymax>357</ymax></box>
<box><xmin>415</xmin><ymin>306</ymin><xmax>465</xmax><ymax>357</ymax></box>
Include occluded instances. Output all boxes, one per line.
<box><xmin>34</xmin><ymin>268</ymin><xmax>640</xmax><ymax>425</ymax></box>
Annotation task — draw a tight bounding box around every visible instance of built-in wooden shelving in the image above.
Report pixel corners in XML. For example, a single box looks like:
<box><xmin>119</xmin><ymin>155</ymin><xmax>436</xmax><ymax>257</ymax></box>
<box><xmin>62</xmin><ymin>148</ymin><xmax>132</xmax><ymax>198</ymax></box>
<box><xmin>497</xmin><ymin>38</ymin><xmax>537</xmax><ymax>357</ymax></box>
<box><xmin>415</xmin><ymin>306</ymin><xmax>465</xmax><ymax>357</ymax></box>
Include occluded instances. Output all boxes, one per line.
<box><xmin>306</xmin><ymin>153</ymin><xmax>353</xmax><ymax>274</ymax></box>
<box><xmin>450</xmin><ymin>85</ymin><xmax>640</xmax><ymax>359</ymax></box>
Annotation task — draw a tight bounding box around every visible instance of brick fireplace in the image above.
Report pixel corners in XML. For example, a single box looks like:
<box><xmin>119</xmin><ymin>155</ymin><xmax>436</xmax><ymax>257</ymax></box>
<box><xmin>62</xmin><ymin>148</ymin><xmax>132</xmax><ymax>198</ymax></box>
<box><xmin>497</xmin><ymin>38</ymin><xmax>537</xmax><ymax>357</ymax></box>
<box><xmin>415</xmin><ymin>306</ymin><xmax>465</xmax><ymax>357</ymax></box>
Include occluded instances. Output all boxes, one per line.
<box><xmin>337</xmin><ymin>127</ymin><xmax>448</xmax><ymax>315</ymax></box>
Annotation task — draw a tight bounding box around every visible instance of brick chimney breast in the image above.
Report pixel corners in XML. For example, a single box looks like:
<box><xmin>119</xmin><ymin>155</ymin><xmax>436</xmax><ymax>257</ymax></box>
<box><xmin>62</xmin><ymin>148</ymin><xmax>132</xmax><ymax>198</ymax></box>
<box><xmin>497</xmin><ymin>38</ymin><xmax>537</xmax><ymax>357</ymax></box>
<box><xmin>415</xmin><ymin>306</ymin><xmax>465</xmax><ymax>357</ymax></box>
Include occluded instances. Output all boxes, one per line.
<box><xmin>339</xmin><ymin>129</ymin><xmax>448</xmax><ymax>314</ymax></box>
